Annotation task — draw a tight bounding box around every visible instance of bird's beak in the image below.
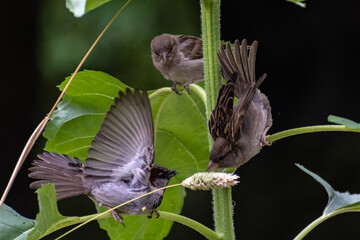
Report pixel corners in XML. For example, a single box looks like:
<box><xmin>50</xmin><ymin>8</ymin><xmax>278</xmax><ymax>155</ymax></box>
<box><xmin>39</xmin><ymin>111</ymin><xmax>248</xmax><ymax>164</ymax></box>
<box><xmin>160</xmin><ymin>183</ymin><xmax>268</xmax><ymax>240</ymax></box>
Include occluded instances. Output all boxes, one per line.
<box><xmin>162</xmin><ymin>52</ymin><xmax>167</xmax><ymax>63</ymax></box>
<box><xmin>207</xmin><ymin>161</ymin><xmax>219</xmax><ymax>171</ymax></box>
<box><xmin>168</xmin><ymin>169</ymin><xmax>177</xmax><ymax>178</ymax></box>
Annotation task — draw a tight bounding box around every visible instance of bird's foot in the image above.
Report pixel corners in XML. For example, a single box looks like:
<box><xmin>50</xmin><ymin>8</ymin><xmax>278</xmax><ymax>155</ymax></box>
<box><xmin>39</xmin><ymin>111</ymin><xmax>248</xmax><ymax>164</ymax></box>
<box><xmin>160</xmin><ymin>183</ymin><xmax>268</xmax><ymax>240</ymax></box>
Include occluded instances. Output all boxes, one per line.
<box><xmin>184</xmin><ymin>83</ymin><xmax>191</xmax><ymax>94</ymax></box>
<box><xmin>172</xmin><ymin>82</ymin><xmax>181</xmax><ymax>95</ymax></box>
<box><xmin>147</xmin><ymin>209</ymin><xmax>160</xmax><ymax>219</ymax></box>
<box><xmin>260</xmin><ymin>126</ymin><xmax>272</xmax><ymax>146</ymax></box>
<box><xmin>111</xmin><ymin>209</ymin><xmax>125</xmax><ymax>226</ymax></box>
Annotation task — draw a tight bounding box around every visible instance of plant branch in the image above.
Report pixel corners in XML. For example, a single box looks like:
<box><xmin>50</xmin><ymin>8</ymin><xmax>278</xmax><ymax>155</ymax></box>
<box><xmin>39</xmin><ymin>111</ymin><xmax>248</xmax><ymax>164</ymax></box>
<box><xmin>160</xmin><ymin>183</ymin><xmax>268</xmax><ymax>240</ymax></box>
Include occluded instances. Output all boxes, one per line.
<box><xmin>158</xmin><ymin>211</ymin><xmax>223</xmax><ymax>240</ymax></box>
<box><xmin>294</xmin><ymin>208</ymin><xmax>360</xmax><ymax>240</ymax></box>
<box><xmin>267</xmin><ymin>125</ymin><xmax>360</xmax><ymax>143</ymax></box>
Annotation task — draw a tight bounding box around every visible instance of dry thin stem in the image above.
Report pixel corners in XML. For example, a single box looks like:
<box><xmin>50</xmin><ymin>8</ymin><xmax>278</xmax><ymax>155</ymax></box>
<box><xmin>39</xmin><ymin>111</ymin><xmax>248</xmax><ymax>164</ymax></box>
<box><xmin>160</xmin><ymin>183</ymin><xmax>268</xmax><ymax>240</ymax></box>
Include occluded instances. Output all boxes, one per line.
<box><xmin>0</xmin><ymin>117</ymin><xmax>49</xmax><ymax>207</ymax></box>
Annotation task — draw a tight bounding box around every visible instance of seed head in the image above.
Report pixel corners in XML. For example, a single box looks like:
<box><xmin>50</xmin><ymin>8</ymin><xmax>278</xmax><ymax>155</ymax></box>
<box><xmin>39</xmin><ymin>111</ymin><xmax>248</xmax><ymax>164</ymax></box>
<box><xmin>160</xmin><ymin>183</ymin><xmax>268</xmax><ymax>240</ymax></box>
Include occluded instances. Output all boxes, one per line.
<box><xmin>182</xmin><ymin>172</ymin><xmax>240</xmax><ymax>191</ymax></box>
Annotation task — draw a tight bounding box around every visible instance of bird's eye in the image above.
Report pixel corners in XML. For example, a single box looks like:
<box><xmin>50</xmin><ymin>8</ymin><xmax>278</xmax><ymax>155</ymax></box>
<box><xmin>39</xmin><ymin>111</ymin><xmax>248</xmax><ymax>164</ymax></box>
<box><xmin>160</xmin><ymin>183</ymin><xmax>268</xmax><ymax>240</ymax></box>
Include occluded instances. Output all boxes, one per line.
<box><xmin>219</xmin><ymin>155</ymin><xmax>224</xmax><ymax>160</ymax></box>
<box><xmin>169</xmin><ymin>46</ymin><xmax>173</xmax><ymax>52</ymax></box>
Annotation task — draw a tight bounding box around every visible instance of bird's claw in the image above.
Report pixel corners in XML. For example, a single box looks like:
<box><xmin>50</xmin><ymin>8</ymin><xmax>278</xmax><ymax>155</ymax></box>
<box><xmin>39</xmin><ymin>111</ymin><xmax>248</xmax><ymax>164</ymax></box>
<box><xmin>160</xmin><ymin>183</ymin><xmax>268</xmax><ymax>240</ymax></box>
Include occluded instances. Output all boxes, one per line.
<box><xmin>111</xmin><ymin>209</ymin><xmax>125</xmax><ymax>226</ymax></box>
<box><xmin>184</xmin><ymin>83</ymin><xmax>191</xmax><ymax>94</ymax></box>
<box><xmin>172</xmin><ymin>82</ymin><xmax>181</xmax><ymax>95</ymax></box>
<box><xmin>147</xmin><ymin>209</ymin><xmax>160</xmax><ymax>219</ymax></box>
<box><xmin>260</xmin><ymin>127</ymin><xmax>272</xmax><ymax>146</ymax></box>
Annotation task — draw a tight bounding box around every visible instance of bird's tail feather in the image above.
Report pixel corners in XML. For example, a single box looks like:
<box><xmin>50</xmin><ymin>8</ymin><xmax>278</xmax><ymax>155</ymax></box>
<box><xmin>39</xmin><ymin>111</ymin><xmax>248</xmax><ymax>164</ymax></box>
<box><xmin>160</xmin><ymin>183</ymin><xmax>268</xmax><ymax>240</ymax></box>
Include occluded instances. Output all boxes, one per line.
<box><xmin>29</xmin><ymin>152</ymin><xmax>88</xmax><ymax>200</ymax></box>
<box><xmin>218</xmin><ymin>39</ymin><xmax>261</xmax><ymax>97</ymax></box>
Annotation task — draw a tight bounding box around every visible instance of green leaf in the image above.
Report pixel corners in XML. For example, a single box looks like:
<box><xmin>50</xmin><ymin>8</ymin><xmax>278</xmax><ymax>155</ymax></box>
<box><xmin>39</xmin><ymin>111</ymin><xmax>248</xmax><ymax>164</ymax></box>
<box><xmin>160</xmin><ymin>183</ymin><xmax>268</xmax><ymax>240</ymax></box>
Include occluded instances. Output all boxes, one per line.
<box><xmin>42</xmin><ymin>70</ymin><xmax>209</xmax><ymax>238</ymax></box>
<box><xmin>296</xmin><ymin>164</ymin><xmax>360</xmax><ymax>214</ymax></box>
<box><xmin>27</xmin><ymin>184</ymin><xmax>95</xmax><ymax>240</ymax></box>
<box><xmin>150</xmin><ymin>87</ymin><xmax>209</xmax><ymax>178</ymax></box>
<box><xmin>43</xmin><ymin>70</ymin><xmax>128</xmax><ymax>159</ymax></box>
<box><xmin>0</xmin><ymin>204</ymin><xmax>35</xmax><ymax>240</ymax></box>
<box><xmin>286</xmin><ymin>0</ymin><xmax>306</xmax><ymax>8</ymax></box>
<box><xmin>328</xmin><ymin>115</ymin><xmax>360</xmax><ymax>129</ymax></box>
<box><xmin>27</xmin><ymin>184</ymin><xmax>66</xmax><ymax>239</ymax></box>
<box><xmin>65</xmin><ymin>0</ymin><xmax>111</xmax><ymax>18</ymax></box>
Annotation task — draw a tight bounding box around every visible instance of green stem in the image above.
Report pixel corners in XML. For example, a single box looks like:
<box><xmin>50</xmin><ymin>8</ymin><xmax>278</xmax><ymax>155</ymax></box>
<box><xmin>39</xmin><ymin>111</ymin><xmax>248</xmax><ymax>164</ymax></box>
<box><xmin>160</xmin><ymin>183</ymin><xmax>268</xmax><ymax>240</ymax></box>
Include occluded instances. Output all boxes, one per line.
<box><xmin>294</xmin><ymin>208</ymin><xmax>360</xmax><ymax>240</ymax></box>
<box><xmin>200</xmin><ymin>0</ymin><xmax>222</xmax><ymax>118</ymax></box>
<box><xmin>200</xmin><ymin>0</ymin><xmax>235</xmax><ymax>239</ymax></box>
<box><xmin>158</xmin><ymin>211</ymin><xmax>223</xmax><ymax>240</ymax></box>
<box><xmin>50</xmin><ymin>212</ymin><xmax>112</xmax><ymax>239</ymax></box>
<box><xmin>294</xmin><ymin>214</ymin><xmax>331</xmax><ymax>240</ymax></box>
<box><xmin>55</xmin><ymin>208</ymin><xmax>222</xmax><ymax>240</ymax></box>
<box><xmin>212</xmin><ymin>188</ymin><xmax>235</xmax><ymax>240</ymax></box>
<box><xmin>267</xmin><ymin>125</ymin><xmax>360</xmax><ymax>143</ymax></box>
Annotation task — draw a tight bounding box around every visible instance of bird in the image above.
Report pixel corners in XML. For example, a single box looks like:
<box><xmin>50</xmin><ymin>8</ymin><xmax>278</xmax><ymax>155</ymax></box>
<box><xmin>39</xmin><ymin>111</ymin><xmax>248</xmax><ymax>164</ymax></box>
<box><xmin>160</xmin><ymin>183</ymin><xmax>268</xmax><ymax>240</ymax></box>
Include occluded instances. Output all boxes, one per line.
<box><xmin>28</xmin><ymin>89</ymin><xmax>177</xmax><ymax>224</ymax></box>
<box><xmin>150</xmin><ymin>33</ymin><xmax>203</xmax><ymax>94</ymax></box>
<box><xmin>207</xmin><ymin>39</ymin><xmax>272</xmax><ymax>171</ymax></box>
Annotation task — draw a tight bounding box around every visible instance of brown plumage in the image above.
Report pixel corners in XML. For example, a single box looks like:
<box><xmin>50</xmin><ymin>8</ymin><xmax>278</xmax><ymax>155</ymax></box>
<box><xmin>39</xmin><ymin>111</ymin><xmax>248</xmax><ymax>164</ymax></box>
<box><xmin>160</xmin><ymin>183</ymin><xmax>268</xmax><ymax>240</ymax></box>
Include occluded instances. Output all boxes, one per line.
<box><xmin>151</xmin><ymin>33</ymin><xmax>203</xmax><ymax>94</ymax></box>
<box><xmin>207</xmin><ymin>39</ymin><xmax>272</xmax><ymax>171</ymax></box>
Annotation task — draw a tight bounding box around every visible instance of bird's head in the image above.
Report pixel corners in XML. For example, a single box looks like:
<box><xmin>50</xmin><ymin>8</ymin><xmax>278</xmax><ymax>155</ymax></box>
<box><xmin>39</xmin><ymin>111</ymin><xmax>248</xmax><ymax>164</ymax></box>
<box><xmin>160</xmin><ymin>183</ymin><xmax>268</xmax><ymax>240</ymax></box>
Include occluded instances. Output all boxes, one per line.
<box><xmin>150</xmin><ymin>165</ymin><xmax>177</xmax><ymax>188</ymax></box>
<box><xmin>151</xmin><ymin>34</ymin><xmax>177</xmax><ymax>64</ymax></box>
<box><xmin>207</xmin><ymin>137</ymin><xmax>236</xmax><ymax>171</ymax></box>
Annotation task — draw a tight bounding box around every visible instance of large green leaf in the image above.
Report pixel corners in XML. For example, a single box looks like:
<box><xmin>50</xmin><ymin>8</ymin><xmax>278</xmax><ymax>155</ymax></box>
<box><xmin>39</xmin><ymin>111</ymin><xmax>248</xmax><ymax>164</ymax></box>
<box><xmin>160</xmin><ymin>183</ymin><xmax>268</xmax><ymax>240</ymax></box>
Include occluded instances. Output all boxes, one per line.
<box><xmin>43</xmin><ymin>70</ymin><xmax>128</xmax><ymax>159</ymax></box>
<box><xmin>65</xmin><ymin>0</ymin><xmax>112</xmax><ymax>17</ymax></box>
<box><xmin>150</xmin><ymin>86</ymin><xmax>208</xmax><ymax>178</ymax></box>
<box><xmin>42</xmin><ymin>70</ymin><xmax>208</xmax><ymax>239</ymax></box>
<box><xmin>0</xmin><ymin>204</ymin><xmax>35</xmax><ymax>240</ymax></box>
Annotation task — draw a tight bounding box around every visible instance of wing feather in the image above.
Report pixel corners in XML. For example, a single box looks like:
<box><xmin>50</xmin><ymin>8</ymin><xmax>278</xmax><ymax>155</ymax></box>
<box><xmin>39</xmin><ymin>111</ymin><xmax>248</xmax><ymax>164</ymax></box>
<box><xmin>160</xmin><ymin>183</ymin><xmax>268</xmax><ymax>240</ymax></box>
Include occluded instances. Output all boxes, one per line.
<box><xmin>209</xmin><ymin>81</ymin><xmax>234</xmax><ymax>140</ymax></box>
<box><xmin>84</xmin><ymin>89</ymin><xmax>154</xmax><ymax>181</ymax></box>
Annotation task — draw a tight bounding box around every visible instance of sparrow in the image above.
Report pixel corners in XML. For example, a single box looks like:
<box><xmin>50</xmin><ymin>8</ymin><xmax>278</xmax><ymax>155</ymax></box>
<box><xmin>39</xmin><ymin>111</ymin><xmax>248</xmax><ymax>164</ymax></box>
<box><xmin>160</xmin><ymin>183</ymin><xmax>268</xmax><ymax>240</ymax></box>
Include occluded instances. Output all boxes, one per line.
<box><xmin>29</xmin><ymin>89</ymin><xmax>177</xmax><ymax>224</ymax></box>
<box><xmin>151</xmin><ymin>33</ymin><xmax>203</xmax><ymax>94</ymax></box>
<box><xmin>207</xmin><ymin>39</ymin><xmax>272</xmax><ymax>171</ymax></box>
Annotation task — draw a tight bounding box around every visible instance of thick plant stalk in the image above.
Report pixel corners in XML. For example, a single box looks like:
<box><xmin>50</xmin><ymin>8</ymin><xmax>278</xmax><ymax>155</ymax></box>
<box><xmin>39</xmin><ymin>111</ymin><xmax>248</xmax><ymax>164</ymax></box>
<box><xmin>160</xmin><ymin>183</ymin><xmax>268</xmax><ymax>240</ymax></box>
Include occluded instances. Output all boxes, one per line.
<box><xmin>201</xmin><ymin>0</ymin><xmax>222</xmax><ymax>118</ymax></box>
<box><xmin>200</xmin><ymin>0</ymin><xmax>236</xmax><ymax>239</ymax></box>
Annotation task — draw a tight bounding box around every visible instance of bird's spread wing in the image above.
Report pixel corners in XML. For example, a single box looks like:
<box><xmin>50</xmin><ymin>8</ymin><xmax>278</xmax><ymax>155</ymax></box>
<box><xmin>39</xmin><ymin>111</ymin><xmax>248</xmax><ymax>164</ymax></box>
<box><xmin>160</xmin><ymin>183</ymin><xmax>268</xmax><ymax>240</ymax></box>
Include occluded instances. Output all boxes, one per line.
<box><xmin>84</xmin><ymin>89</ymin><xmax>154</xmax><ymax>182</ymax></box>
<box><xmin>178</xmin><ymin>35</ymin><xmax>203</xmax><ymax>60</ymax></box>
<box><xmin>209</xmin><ymin>81</ymin><xmax>234</xmax><ymax>140</ymax></box>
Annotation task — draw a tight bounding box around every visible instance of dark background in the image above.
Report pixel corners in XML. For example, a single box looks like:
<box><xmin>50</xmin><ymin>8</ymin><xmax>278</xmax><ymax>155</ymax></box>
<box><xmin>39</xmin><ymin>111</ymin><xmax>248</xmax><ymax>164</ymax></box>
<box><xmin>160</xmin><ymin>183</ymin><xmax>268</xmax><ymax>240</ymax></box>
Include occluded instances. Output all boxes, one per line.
<box><xmin>1</xmin><ymin>0</ymin><xmax>360</xmax><ymax>239</ymax></box>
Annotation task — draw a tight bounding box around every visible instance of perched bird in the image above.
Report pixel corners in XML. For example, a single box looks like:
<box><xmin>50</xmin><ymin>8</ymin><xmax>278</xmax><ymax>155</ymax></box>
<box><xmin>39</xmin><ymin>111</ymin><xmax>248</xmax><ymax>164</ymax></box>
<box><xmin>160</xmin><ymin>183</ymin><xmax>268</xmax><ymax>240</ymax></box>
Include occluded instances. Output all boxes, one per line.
<box><xmin>29</xmin><ymin>89</ymin><xmax>177</xmax><ymax>224</ymax></box>
<box><xmin>207</xmin><ymin>39</ymin><xmax>272</xmax><ymax>171</ymax></box>
<box><xmin>151</xmin><ymin>33</ymin><xmax>203</xmax><ymax>94</ymax></box>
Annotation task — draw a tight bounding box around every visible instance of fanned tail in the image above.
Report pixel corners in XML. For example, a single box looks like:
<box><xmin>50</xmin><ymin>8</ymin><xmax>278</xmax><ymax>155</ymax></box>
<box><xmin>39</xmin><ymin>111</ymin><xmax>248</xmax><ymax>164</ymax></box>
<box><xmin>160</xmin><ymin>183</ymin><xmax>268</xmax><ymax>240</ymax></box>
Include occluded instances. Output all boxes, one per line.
<box><xmin>217</xmin><ymin>39</ymin><xmax>262</xmax><ymax>98</ymax></box>
<box><xmin>28</xmin><ymin>152</ymin><xmax>88</xmax><ymax>200</ymax></box>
